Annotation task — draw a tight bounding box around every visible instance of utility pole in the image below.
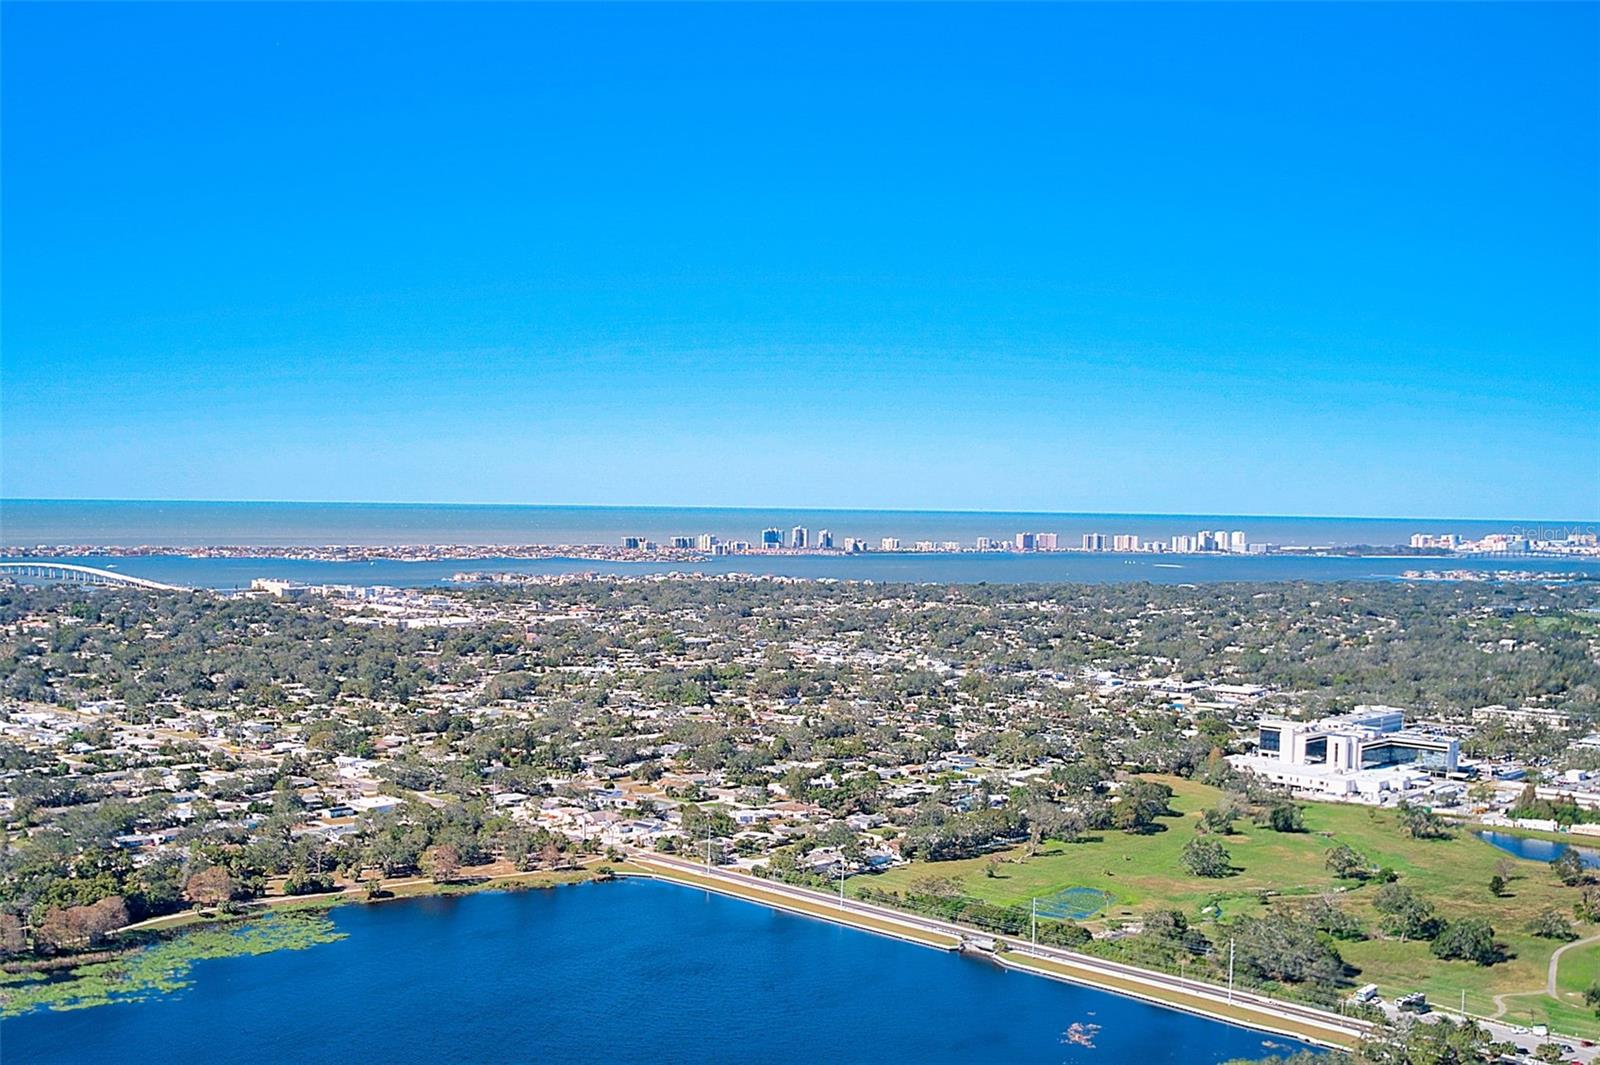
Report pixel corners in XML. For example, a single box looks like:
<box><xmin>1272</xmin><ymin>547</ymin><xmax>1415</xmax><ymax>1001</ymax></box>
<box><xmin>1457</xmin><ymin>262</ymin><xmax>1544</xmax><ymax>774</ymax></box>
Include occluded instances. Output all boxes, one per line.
<box><xmin>839</xmin><ymin>856</ymin><xmax>846</xmax><ymax>910</ymax></box>
<box><xmin>1031</xmin><ymin>898</ymin><xmax>1037</xmax><ymax>947</ymax></box>
<box><xmin>1227</xmin><ymin>939</ymin><xmax>1235</xmax><ymax>1003</ymax></box>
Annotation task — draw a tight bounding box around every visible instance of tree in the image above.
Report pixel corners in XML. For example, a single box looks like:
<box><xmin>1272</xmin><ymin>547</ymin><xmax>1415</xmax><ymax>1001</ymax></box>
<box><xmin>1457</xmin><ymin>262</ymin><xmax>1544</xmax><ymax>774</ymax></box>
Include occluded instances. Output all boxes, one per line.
<box><xmin>679</xmin><ymin>803</ymin><xmax>739</xmax><ymax>842</ymax></box>
<box><xmin>1430</xmin><ymin>918</ymin><xmax>1497</xmax><ymax>965</ymax></box>
<box><xmin>1552</xmin><ymin>848</ymin><xmax>1587</xmax><ymax>886</ymax></box>
<box><xmin>1112</xmin><ymin>780</ymin><xmax>1173</xmax><ymax>834</ymax></box>
<box><xmin>1300</xmin><ymin>895</ymin><xmax>1365</xmax><ymax>941</ymax></box>
<box><xmin>1024</xmin><ymin>799</ymin><xmax>1085</xmax><ymax>852</ymax></box>
<box><xmin>34</xmin><ymin>908</ymin><xmax>84</xmax><ymax>952</ymax></box>
<box><xmin>80</xmin><ymin>896</ymin><xmax>128</xmax><ymax>946</ymax></box>
<box><xmin>185</xmin><ymin>866</ymin><xmax>236</xmax><ymax>910</ymax></box>
<box><xmin>1180</xmin><ymin>836</ymin><xmax>1232</xmax><ymax>878</ymax></box>
<box><xmin>1579</xmin><ymin>885</ymin><xmax>1600</xmax><ymax>923</ymax></box>
<box><xmin>1266</xmin><ymin>802</ymin><xmax>1305</xmax><ymax>833</ymax></box>
<box><xmin>0</xmin><ymin>912</ymin><xmax>25</xmax><ymax>956</ymax></box>
<box><xmin>1230</xmin><ymin>914</ymin><xmax>1345</xmax><ymax>988</ymax></box>
<box><xmin>1488</xmin><ymin>874</ymin><xmax>1506</xmax><ymax>898</ymax></box>
<box><xmin>1200</xmin><ymin>805</ymin><xmax>1236</xmax><ymax>835</ymax></box>
<box><xmin>1354</xmin><ymin>1015</ymin><xmax>1504</xmax><ymax>1065</ymax></box>
<box><xmin>1324</xmin><ymin>843</ymin><xmax>1366</xmax><ymax>880</ymax></box>
<box><xmin>1396</xmin><ymin>801</ymin><xmax>1448</xmax><ymax>840</ymax></box>
<box><xmin>1373</xmin><ymin>883</ymin><xmax>1438</xmax><ymax>941</ymax></box>
<box><xmin>422</xmin><ymin>844</ymin><xmax>461</xmax><ymax>883</ymax></box>
<box><xmin>1527</xmin><ymin>908</ymin><xmax>1577</xmax><ymax>941</ymax></box>
<box><xmin>1585</xmin><ymin>981</ymin><xmax>1600</xmax><ymax>1016</ymax></box>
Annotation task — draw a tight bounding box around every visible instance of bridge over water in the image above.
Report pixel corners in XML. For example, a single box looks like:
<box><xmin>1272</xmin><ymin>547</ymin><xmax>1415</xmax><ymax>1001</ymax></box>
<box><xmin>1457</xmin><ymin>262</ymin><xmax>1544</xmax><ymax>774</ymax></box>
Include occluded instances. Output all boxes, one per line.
<box><xmin>0</xmin><ymin>561</ymin><xmax>185</xmax><ymax>591</ymax></box>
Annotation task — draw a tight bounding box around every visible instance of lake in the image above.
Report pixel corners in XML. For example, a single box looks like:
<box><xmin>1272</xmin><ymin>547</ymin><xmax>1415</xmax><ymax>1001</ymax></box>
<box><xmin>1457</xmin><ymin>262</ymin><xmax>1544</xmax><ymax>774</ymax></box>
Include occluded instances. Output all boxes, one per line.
<box><xmin>4</xmin><ymin>879</ymin><xmax>1317</xmax><ymax>1064</ymax></box>
<box><xmin>1475</xmin><ymin>829</ymin><xmax>1600</xmax><ymax>870</ymax></box>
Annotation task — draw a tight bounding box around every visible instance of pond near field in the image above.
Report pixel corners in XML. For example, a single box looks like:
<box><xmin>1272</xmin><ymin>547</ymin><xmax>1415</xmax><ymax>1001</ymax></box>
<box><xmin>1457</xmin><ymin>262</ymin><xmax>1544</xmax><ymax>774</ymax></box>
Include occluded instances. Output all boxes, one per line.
<box><xmin>1475</xmin><ymin>829</ymin><xmax>1600</xmax><ymax>868</ymax></box>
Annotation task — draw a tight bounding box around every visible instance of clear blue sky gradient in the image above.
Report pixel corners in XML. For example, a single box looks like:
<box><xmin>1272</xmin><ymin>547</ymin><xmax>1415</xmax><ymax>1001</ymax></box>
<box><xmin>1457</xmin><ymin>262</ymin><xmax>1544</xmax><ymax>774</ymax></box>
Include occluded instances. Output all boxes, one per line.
<box><xmin>3</xmin><ymin>3</ymin><xmax>1596</xmax><ymax>518</ymax></box>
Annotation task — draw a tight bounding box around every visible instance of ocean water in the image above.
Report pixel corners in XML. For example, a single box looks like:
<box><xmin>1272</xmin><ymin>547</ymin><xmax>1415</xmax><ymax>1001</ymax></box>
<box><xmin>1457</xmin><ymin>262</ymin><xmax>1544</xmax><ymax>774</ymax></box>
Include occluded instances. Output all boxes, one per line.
<box><xmin>4</xmin><ymin>879</ymin><xmax>1319</xmax><ymax>1065</ymax></box>
<box><xmin>8</xmin><ymin>551</ymin><xmax>1600</xmax><ymax>589</ymax></box>
<box><xmin>3</xmin><ymin>498</ymin><xmax>1587</xmax><ymax>549</ymax></box>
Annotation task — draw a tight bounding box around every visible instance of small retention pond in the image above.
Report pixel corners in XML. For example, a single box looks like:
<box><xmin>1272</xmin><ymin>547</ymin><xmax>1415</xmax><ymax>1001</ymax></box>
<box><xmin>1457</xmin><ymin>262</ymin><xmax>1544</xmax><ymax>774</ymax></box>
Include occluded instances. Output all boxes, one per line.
<box><xmin>1475</xmin><ymin>829</ymin><xmax>1600</xmax><ymax>869</ymax></box>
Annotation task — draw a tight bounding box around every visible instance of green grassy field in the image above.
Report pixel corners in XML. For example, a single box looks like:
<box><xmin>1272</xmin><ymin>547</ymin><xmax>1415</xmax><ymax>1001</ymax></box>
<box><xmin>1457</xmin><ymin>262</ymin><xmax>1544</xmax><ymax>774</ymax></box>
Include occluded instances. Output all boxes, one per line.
<box><xmin>853</xmin><ymin>776</ymin><xmax>1600</xmax><ymax>1038</ymax></box>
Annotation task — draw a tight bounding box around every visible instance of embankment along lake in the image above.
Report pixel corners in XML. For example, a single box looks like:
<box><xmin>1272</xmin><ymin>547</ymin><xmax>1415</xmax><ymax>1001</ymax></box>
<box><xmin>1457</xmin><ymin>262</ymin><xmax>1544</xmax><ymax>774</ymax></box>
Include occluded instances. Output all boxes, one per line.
<box><xmin>6</xmin><ymin>879</ymin><xmax>1319</xmax><ymax>1064</ymax></box>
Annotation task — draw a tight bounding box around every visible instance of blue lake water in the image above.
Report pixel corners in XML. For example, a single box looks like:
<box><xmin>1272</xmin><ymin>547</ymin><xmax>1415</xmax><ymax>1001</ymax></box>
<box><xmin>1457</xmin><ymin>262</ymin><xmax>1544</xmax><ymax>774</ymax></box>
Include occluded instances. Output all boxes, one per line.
<box><xmin>9</xmin><ymin>552</ymin><xmax>1600</xmax><ymax>590</ymax></box>
<box><xmin>1475</xmin><ymin>830</ymin><xmax>1600</xmax><ymax>869</ymax></box>
<box><xmin>5</xmin><ymin>879</ymin><xmax>1318</xmax><ymax>1065</ymax></box>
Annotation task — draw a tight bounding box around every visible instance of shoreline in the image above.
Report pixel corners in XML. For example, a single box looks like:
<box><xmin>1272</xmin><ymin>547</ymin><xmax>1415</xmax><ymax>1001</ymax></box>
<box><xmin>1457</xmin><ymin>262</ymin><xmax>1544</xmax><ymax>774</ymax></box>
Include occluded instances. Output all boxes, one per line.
<box><xmin>7</xmin><ymin>862</ymin><xmax>1356</xmax><ymax>1049</ymax></box>
<box><xmin>619</xmin><ymin>854</ymin><xmax>1367</xmax><ymax>1051</ymax></box>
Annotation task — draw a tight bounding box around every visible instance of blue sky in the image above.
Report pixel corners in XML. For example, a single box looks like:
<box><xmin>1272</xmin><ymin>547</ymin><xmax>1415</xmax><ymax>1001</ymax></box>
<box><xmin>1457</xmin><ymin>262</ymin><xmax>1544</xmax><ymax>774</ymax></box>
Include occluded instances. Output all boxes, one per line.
<box><xmin>3</xmin><ymin>3</ymin><xmax>1596</xmax><ymax>519</ymax></box>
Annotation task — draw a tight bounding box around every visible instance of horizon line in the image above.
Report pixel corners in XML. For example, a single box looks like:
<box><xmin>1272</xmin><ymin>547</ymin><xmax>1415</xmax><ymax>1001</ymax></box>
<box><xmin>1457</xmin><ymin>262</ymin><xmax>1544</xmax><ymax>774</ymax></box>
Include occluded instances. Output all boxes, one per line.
<box><xmin>1</xmin><ymin>496</ymin><xmax>1594</xmax><ymax>527</ymax></box>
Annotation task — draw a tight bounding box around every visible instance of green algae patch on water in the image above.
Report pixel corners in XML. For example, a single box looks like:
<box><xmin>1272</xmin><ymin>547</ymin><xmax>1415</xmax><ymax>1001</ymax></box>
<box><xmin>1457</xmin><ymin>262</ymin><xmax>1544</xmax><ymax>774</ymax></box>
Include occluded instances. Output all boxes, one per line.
<box><xmin>0</xmin><ymin>911</ymin><xmax>347</xmax><ymax>1017</ymax></box>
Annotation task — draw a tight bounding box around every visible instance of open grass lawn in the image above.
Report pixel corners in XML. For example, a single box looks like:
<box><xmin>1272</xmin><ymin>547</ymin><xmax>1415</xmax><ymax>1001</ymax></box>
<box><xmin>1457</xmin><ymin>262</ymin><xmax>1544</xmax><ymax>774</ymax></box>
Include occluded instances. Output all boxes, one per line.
<box><xmin>853</xmin><ymin>775</ymin><xmax>1600</xmax><ymax>1038</ymax></box>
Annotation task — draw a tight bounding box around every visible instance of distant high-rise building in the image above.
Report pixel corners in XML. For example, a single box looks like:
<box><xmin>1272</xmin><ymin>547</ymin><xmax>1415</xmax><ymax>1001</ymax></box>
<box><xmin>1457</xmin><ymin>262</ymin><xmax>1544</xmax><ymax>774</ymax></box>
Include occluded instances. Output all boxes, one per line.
<box><xmin>791</xmin><ymin>526</ymin><xmax>808</xmax><ymax>549</ymax></box>
<box><xmin>621</xmin><ymin>536</ymin><xmax>642</xmax><ymax>549</ymax></box>
<box><xmin>1015</xmin><ymin>532</ymin><xmax>1036</xmax><ymax>551</ymax></box>
<box><xmin>880</xmin><ymin>537</ymin><xmax>901</xmax><ymax>551</ymax></box>
<box><xmin>1230</xmin><ymin>530</ymin><xmax>1247</xmax><ymax>552</ymax></box>
<box><xmin>761</xmin><ymin>527</ymin><xmax>783</xmax><ymax>549</ymax></box>
<box><xmin>845</xmin><ymin>538</ymin><xmax>868</xmax><ymax>553</ymax></box>
<box><xmin>1172</xmin><ymin>534</ymin><xmax>1195</xmax><ymax>553</ymax></box>
<box><xmin>669</xmin><ymin>536</ymin><xmax>693</xmax><ymax>549</ymax></box>
<box><xmin>696</xmin><ymin>533</ymin><xmax>718</xmax><ymax>551</ymax></box>
<box><xmin>1036</xmin><ymin>532</ymin><xmax>1058</xmax><ymax>551</ymax></box>
<box><xmin>975</xmin><ymin>537</ymin><xmax>993</xmax><ymax>551</ymax></box>
<box><xmin>1081</xmin><ymin>533</ymin><xmax>1106</xmax><ymax>551</ymax></box>
<box><xmin>816</xmin><ymin>529</ymin><xmax>834</xmax><ymax>549</ymax></box>
<box><xmin>1113</xmin><ymin>534</ymin><xmax>1141</xmax><ymax>552</ymax></box>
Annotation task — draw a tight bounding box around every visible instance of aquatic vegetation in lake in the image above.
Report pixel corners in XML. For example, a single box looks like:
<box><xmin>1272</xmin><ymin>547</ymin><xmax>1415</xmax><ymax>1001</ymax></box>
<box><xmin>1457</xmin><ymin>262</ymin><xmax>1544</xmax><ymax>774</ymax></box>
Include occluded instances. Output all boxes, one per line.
<box><xmin>0</xmin><ymin>912</ymin><xmax>346</xmax><ymax>1017</ymax></box>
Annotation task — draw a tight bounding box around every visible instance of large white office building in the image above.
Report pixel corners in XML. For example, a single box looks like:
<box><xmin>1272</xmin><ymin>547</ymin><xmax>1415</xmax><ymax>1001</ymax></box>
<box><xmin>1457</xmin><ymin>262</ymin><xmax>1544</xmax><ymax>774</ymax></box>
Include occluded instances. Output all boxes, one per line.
<box><xmin>1230</xmin><ymin>706</ymin><xmax>1460</xmax><ymax>801</ymax></box>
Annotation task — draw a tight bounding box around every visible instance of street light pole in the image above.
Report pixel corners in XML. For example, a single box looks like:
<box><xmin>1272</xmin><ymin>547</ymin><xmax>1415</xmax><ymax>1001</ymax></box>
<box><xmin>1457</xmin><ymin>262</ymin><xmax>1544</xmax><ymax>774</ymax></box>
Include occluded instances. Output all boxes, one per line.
<box><xmin>1227</xmin><ymin>939</ymin><xmax>1235</xmax><ymax>1003</ymax></box>
<box><xmin>1031</xmin><ymin>898</ymin><xmax>1037</xmax><ymax>947</ymax></box>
